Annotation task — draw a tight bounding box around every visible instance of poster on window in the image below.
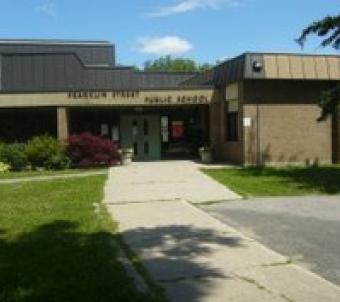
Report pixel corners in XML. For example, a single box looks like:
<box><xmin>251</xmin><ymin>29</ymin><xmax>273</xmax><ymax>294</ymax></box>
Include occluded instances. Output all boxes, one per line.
<box><xmin>112</xmin><ymin>126</ymin><xmax>119</xmax><ymax>142</ymax></box>
<box><xmin>101</xmin><ymin>124</ymin><xmax>109</xmax><ymax>136</ymax></box>
<box><xmin>171</xmin><ymin>121</ymin><xmax>184</xmax><ymax>138</ymax></box>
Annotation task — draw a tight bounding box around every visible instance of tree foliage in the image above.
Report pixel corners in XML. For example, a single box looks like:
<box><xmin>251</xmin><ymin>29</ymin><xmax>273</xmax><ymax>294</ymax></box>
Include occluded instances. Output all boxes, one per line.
<box><xmin>144</xmin><ymin>55</ymin><xmax>213</xmax><ymax>72</ymax></box>
<box><xmin>297</xmin><ymin>14</ymin><xmax>340</xmax><ymax>120</ymax></box>
<box><xmin>296</xmin><ymin>15</ymin><xmax>340</xmax><ymax>49</ymax></box>
<box><xmin>318</xmin><ymin>84</ymin><xmax>340</xmax><ymax>121</ymax></box>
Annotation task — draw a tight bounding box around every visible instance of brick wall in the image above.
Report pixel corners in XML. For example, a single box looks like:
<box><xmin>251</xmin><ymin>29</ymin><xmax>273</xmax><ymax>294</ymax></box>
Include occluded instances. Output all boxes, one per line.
<box><xmin>242</xmin><ymin>80</ymin><xmax>334</xmax><ymax>165</ymax></box>
<box><xmin>243</xmin><ymin>104</ymin><xmax>332</xmax><ymax>165</ymax></box>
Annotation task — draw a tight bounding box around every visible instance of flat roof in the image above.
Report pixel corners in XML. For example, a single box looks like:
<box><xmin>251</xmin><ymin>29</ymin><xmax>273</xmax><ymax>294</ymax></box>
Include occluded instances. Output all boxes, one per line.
<box><xmin>0</xmin><ymin>39</ymin><xmax>111</xmax><ymax>46</ymax></box>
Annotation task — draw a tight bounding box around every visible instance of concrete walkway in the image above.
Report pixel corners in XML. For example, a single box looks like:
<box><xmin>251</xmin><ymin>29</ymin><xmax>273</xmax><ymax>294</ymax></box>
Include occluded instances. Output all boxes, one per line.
<box><xmin>105</xmin><ymin>161</ymin><xmax>340</xmax><ymax>301</ymax></box>
<box><xmin>104</xmin><ymin>161</ymin><xmax>240</xmax><ymax>204</ymax></box>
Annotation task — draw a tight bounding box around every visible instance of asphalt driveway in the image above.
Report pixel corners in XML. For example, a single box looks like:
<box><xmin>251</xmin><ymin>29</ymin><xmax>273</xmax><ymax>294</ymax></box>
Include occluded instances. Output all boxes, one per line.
<box><xmin>202</xmin><ymin>196</ymin><xmax>340</xmax><ymax>286</ymax></box>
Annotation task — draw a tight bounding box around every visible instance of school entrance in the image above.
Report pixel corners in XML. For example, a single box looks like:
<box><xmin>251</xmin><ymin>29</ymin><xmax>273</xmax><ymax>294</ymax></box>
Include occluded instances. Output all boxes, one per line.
<box><xmin>120</xmin><ymin>115</ymin><xmax>161</xmax><ymax>160</ymax></box>
<box><xmin>69</xmin><ymin>105</ymin><xmax>210</xmax><ymax>160</ymax></box>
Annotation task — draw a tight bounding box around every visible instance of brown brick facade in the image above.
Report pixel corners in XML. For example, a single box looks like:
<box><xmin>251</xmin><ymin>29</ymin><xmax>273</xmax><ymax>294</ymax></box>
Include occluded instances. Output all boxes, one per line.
<box><xmin>243</xmin><ymin>104</ymin><xmax>332</xmax><ymax>165</ymax></box>
<box><xmin>213</xmin><ymin>79</ymin><xmax>337</xmax><ymax>165</ymax></box>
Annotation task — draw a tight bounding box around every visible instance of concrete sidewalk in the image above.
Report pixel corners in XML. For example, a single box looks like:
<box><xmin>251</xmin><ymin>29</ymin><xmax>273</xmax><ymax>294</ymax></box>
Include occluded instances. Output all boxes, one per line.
<box><xmin>107</xmin><ymin>200</ymin><xmax>340</xmax><ymax>301</ymax></box>
<box><xmin>104</xmin><ymin>161</ymin><xmax>240</xmax><ymax>204</ymax></box>
<box><xmin>104</xmin><ymin>162</ymin><xmax>340</xmax><ymax>301</ymax></box>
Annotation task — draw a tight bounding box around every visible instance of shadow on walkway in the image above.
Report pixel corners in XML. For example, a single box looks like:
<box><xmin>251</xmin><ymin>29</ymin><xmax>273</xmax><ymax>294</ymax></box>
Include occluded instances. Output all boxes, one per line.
<box><xmin>121</xmin><ymin>224</ymin><xmax>244</xmax><ymax>301</ymax></box>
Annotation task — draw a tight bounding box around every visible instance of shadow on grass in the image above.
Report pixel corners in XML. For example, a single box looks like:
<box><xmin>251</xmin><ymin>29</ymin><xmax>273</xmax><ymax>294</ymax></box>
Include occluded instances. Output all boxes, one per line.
<box><xmin>0</xmin><ymin>221</ymin><xmax>154</xmax><ymax>302</ymax></box>
<box><xmin>120</xmin><ymin>225</ymin><xmax>244</xmax><ymax>301</ymax></box>
<box><xmin>239</xmin><ymin>166</ymin><xmax>340</xmax><ymax>194</ymax></box>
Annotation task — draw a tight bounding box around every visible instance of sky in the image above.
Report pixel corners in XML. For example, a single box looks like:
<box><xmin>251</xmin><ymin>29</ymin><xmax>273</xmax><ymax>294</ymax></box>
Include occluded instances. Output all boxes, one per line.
<box><xmin>0</xmin><ymin>0</ymin><xmax>339</xmax><ymax>67</ymax></box>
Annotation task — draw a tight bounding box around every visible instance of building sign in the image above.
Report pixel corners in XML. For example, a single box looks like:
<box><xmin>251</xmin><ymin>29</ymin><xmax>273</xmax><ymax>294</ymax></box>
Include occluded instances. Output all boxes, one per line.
<box><xmin>0</xmin><ymin>90</ymin><xmax>213</xmax><ymax>108</ymax></box>
<box><xmin>68</xmin><ymin>91</ymin><xmax>139</xmax><ymax>99</ymax></box>
<box><xmin>67</xmin><ymin>90</ymin><xmax>211</xmax><ymax>105</ymax></box>
<box><xmin>144</xmin><ymin>95</ymin><xmax>209</xmax><ymax>105</ymax></box>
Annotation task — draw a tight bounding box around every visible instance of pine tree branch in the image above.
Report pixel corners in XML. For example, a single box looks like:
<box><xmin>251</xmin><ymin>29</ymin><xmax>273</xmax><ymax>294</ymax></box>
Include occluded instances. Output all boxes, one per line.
<box><xmin>296</xmin><ymin>15</ymin><xmax>340</xmax><ymax>49</ymax></box>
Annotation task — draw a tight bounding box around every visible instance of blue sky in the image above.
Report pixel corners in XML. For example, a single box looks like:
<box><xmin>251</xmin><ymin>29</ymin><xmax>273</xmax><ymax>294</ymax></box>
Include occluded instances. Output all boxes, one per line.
<box><xmin>0</xmin><ymin>0</ymin><xmax>339</xmax><ymax>67</ymax></box>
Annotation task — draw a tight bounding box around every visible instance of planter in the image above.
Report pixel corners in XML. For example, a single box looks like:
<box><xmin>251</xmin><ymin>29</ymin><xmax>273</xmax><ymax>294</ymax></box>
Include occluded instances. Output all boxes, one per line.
<box><xmin>199</xmin><ymin>148</ymin><xmax>213</xmax><ymax>164</ymax></box>
<box><xmin>119</xmin><ymin>148</ymin><xmax>134</xmax><ymax>165</ymax></box>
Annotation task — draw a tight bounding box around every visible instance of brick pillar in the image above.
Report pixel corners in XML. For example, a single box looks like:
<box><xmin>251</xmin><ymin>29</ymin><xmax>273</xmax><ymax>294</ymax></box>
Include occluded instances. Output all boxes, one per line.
<box><xmin>57</xmin><ymin>107</ymin><xmax>69</xmax><ymax>143</ymax></box>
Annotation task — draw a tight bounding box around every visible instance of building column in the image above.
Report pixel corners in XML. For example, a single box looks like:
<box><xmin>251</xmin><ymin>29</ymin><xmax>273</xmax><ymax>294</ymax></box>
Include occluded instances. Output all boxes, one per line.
<box><xmin>57</xmin><ymin>107</ymin><xmax>69</xmax><ymax>142</ymax></box>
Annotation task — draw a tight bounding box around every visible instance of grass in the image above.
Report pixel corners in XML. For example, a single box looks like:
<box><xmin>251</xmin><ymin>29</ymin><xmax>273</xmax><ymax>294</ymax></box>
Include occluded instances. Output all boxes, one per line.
<box><xmin>203</xmin><ymin>165</ymin><xmax>340</xmax><ymax>197</ymax></box>
<box><xmin>0</xmin><ymin>176</ymin><xmax>158</xmax><ymax>302</ymax></box>
<box><xmin>0</xmin><ymin>168</ymin><xmax>107</xmax><ymax>180</ymax></box>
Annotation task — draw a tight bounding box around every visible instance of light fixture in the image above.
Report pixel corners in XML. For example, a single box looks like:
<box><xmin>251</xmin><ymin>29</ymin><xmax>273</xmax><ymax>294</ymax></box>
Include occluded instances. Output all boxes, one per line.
<box><xmin>252</xmin><ymin>61</ymin><xmax>263</xmax><ymax>72</ymax></box>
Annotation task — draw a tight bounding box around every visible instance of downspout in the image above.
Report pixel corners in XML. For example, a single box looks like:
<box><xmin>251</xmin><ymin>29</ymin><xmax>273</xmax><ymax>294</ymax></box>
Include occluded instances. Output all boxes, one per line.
<box><xmin>0</xmin><ymin>55</ymin><xmax>2</xmax><ymax>91</ymax></box>
<box><xmin>256</xmin><ymin>102</ymin><xmax>262</xmax><ymax>166</ymax></box>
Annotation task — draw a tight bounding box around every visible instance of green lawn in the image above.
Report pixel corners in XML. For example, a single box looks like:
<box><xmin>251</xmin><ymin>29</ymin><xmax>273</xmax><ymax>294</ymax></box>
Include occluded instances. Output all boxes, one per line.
<box><xmin>0</xmin><ymin>176</ymin><xmax>157</xmax><ymax>302</ymax></box>
<box><xmin>0</xmin><ymin>168</ymin><xmax>107</xmax><ymax>180</ymax></box>
<box><xmin>203</xmin><ymin>165</ymin><xmax>340</xmax><ymax>197</ymax></box>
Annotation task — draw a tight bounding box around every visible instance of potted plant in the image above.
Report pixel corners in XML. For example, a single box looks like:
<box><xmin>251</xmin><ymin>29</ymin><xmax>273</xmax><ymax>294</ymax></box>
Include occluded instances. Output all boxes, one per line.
<box><xmin>119</xmin><ymin>147</ymin><xmax>134</xmax><ymax>165</ymax></box>
<box><xmin>199</xmin><ymin>145</ymin><xmax>213</xmax><ymax>163</ymax></box>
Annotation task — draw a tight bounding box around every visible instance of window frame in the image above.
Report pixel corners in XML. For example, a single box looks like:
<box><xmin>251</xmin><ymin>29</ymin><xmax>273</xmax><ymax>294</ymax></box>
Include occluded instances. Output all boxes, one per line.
<box><xmin>225</xmin><ymin>99</ymin><xmax>239</xmax><ymax>142</ymax></box>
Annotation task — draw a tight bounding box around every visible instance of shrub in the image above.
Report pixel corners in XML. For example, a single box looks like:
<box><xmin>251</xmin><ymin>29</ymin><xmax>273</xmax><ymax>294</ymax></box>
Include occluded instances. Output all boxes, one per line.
<box><xmin>25</xmin><ymin>135</ymin><xmax>71</xmax><ymax>170</ymax></box>
<box><xmin>67</xmin><ymin>132</ymin><xmax>119</xmax><ymax>168</ymax></box>
<box><xmin>0</xmin><ymin>162</ymin><xmax>10</xmax><ymax>174</ymax></box>
<box><xmin>0</xmin><ymin>143</ymin><xmax>28</xmax><ymax>171</ymax></box>
<box><xmin>45</xmin><ymin>153</ymin><xmax>72</xmax><ymax>170</ymax></box>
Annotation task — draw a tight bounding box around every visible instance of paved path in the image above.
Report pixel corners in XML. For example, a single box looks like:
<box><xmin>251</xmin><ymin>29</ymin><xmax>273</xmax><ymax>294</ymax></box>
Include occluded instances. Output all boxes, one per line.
<box><xmin>203</xmin><ymin>196</ymin><xmax>340</xmax><ymax>286</ymax></box>
<box><xmin>104</xmin><ymin>161</ymin><xmax>240</xmax><ymax>204</ymax></box>
<box><xmin>104</xmin><ymin>162</ymin><xmax>340</xmax><ymax>301</ymax></box>
<box><xmin>0</xmin><ymin>170</ymin><xmax>107</xmax><ymax>184</ymax></box>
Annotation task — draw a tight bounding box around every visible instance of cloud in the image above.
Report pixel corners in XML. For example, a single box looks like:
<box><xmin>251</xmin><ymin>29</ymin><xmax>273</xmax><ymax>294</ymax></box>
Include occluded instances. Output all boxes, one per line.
<box><xmin>35</xmin><ymin>1</ymin><xmax>57</xmax><ymax>17</ymax></box>
<box><xmin>136</xmin><ymin>36</ymin><xmax>193</xmax><ymax>55</ymax></box>
<box><xmin>147</xmin><ymin>0</ymin><xmax>240</xmax><ymax>17</ymax></box>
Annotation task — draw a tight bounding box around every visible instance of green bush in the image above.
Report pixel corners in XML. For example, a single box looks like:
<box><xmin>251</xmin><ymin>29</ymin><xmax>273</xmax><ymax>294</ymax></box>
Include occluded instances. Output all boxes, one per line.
<box><xmin>25</xmin><ymin>135</ymin><xmax>71</xmax><ymax>170</ymax></box>
<box><xmin>0</xmin><ymin>161</ymin><xmax>11</xmax><ymax>173</ymax></box>
<box><xmin>0</xmin><ymin>143</ymin><xmax>28</xmax><ymax>171</ymax></box>
<box><xmin>45</xmin><ymin>153</ymin><xmax>71</xmax><ymax>170</ymax></box>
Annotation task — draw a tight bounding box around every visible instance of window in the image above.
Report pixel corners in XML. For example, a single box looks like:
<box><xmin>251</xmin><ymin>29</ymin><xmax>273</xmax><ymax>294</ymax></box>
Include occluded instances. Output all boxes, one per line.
<box><xmin>143</xmin><ymin>119</ymin><xmax>149</xmax><ymax>135</ymax></box>
<box><xmin>226</xmin><ymin>112</ymin><xmax>239</xmax><ymax>142</ymax></box>
<box><xmin>144</xmin><ymin>141</ymin><xmax>149</xmax><ymax>155</ymax></box>
<box><xmin>133</xmin><ymin>142</ymin><xmax>138</xmax><ymax>156</ymax></box>
<box><xmin>132</xmin><ymin>120</ymin><xmax>138</xmax><ymax>136</ymax></box>
<box><xmin>225</xmin><ymin>98</ymin><xmax>239</xmax><ymax>142</ymax></box>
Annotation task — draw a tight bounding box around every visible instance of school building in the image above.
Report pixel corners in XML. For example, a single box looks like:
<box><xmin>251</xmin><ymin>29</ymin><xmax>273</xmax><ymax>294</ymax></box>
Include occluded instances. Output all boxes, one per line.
<box><xmin>0</xmin><ymin>39</ymin><xmax>339</xmax><ymax>165</ymax></box>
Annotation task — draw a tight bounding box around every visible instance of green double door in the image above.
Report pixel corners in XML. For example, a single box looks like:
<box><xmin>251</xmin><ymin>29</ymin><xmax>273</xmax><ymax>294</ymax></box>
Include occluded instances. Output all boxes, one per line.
<box><xmin>120</xmin><ymin>115</ymin><xmax>161</xmax><ymax>160</ymax></box>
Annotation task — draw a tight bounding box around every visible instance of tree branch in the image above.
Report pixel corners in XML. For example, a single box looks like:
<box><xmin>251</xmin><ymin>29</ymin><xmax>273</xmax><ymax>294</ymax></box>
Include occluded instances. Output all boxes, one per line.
<box><xmin>296</xmin><ymin>15</ymin><xmax>340</xmax><ymax>49</ymax></box>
